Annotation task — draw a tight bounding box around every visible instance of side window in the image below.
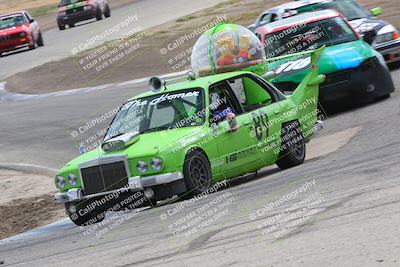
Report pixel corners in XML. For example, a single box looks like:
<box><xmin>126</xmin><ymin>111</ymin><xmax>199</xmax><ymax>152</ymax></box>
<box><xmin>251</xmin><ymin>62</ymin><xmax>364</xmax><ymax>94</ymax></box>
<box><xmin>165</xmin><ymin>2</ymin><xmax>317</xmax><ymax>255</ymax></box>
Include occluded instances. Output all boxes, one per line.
<box><xmin>270</xmin><ymin>14</ymin><xmax>279</xmax><ymax>22</ymax></box>
<box><xmin>259</xmin><ymin>13</ymin><xmax>272</xmax><ymax>25</ymax></box>
<box><xmin>228</xmin><ymin>76</ymin><xmax>274</xmax><ymax>112</ymax></box>
<box><xmin>209</xmin><ymin>83</ymin><xmax>242</xmax><ymax>124</ymax></box>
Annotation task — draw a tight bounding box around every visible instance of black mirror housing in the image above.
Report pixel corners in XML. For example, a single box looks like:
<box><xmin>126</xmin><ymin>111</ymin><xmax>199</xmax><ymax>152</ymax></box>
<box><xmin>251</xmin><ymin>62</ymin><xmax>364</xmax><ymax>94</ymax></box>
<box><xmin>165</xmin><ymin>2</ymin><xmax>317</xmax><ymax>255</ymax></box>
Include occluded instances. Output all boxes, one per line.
<box><xmin>363</xmin><ymin>30</ymin><xmax>377</xmax><ymax>45</ymax></box>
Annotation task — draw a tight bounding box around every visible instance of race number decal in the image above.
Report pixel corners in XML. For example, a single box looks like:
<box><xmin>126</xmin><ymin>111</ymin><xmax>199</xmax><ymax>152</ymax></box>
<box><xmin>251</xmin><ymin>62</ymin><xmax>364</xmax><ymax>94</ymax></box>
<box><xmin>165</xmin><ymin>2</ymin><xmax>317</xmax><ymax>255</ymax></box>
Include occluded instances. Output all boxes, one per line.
<box><xmin>251</xmin><ymin>111</ymin><xmax>269</xmax><ymax>142</ymax></box>
<box><xmin>274</xmin><ymin>57</ymin><xmax>311</xmax><ymax>76</ymax></box>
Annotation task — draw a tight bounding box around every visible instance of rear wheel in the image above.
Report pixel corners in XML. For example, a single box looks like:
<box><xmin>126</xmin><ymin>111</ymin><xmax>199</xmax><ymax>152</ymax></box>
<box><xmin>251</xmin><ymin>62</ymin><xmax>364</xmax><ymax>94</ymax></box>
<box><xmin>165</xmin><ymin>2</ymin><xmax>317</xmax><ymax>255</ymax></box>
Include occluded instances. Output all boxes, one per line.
<box><xmin>183</xmin><ymin>150</ymin><xmax>212</xmax><ymax>196</ymax></box>
<box><xmin>58</xmin><ymin>23</ymin><xmax>65</xmax><ymax>31</ymax></box>
<box><xmin>37</xmin><ymin>32</ymin><xmax>44</xmax><ymax>47</ymax></box>
<box><xmin>69</xmin><ymin>23</ymin><xmax>75</xmax><ymax>28</ymax></box>
<box><xmin>104</xmin><ymin>4</ymin><xmax>111</xmax><ymax>17</ymax></box>
<box><xmin>276</xmin><ymin>121</ymin><xmax>306</xmax><ymax>170</ymax></box>
<box><xmin>96</xmin><ymin>7</ymin><xmax>103</xmax><ymax>20</ymax></box>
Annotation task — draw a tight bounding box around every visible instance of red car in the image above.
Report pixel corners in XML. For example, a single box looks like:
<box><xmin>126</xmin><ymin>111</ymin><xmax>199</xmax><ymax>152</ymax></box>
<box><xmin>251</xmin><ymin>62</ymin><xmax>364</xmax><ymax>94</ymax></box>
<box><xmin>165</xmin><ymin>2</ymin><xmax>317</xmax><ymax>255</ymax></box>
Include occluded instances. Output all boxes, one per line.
<box><xmin>0</xmin><ymin>11</ymin><xmax>44</xmax><ymax>56</ymax></box>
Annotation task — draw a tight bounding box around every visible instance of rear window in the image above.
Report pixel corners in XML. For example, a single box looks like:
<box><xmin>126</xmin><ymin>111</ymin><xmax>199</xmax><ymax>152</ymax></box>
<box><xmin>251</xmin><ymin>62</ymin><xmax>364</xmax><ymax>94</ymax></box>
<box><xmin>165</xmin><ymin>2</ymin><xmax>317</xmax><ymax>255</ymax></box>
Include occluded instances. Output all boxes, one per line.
<box><xmin>60</xmin><ymin>0</ymin><xmax>85</xmax><ymax>6</ymax></box>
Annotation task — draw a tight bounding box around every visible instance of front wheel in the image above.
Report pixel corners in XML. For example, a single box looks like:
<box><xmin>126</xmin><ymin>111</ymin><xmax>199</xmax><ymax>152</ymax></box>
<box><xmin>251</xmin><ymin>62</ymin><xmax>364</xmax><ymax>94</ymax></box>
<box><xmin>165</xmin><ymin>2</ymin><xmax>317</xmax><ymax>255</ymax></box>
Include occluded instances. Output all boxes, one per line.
<box><xmin>276</xmin><ymin>121</ymin><xmax>306</xmax><ymax>170</ymax></box>
<box><xmin>183</xmin><ymin>150</ymin><xmax>212</xmax><ymax>196</ymax></box>
<box><xmin>37</xmin><ymin>32</ymin><xmax>44</xmax><ymax>46</ymax></box>
<box><xmin>96</xmin><ymin>7</ymin><xmax>103</xmax><ymax>20</ymax></box>
<box><xmin>58</xmin><ymin>23</ymin><xmax>65</xmax><ymax>31</ymax></box>
<box><xmin>104</xmin><ymin>4</ymin><xmax>111</xmax><ymax>17</ymax></box>
<box><xmin>69</xmin><ymin>23</ymin><xmax>75</xmax><ymax>28</ymax></box>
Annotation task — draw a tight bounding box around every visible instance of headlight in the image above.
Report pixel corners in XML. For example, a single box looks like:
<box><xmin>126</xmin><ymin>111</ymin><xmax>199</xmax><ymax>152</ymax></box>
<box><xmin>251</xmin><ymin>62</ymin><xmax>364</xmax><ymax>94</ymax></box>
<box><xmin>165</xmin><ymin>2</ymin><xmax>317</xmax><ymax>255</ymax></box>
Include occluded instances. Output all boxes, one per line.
<box><xmin>137</xmin><ymin>161</ymin><xmax>148</xmax><ymax>174</ymax></box>
<box><xmin>68</xmin><ymin>174</ymin><xmax>78</xmax><ymax>186</ymax></box>
<box><xmin>376</xmin><ymin>32</ymin><xmax>398</xmax><ymax>44</ymax></box>
<box><xmin>151</xmin><ymin>158</ymin><xmax>163</xmax><ymax>171</ymax></box>
<box><xmin>55</xmin><ymin>176</ymin><xmax>66</xmax><ymax>189</ymax></box>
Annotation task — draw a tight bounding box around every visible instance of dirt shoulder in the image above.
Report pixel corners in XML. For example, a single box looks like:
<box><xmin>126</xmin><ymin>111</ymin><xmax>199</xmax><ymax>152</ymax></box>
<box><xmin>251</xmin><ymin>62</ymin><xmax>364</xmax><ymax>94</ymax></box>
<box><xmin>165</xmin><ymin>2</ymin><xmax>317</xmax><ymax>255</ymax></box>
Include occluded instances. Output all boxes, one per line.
<box><xmin>3</xmin><ymin>0</ymin><xmax>399</xmax><ymax>94</ymax></box>
<box><xmin>0</xmin><ymin>169</ymin><xmax>64</xmax><ymax>240</ymax></box>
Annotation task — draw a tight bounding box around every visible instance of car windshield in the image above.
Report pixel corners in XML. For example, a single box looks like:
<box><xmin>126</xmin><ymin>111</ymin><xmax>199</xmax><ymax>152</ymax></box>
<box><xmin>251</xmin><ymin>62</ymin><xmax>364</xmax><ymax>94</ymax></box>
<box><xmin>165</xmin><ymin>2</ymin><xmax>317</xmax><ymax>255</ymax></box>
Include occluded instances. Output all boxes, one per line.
<box><xmin>60</xmin><ymin>0</ymin><xmax>84</xmax><ymax>6</ymax></box>
<box><xmin>290</xmin><ymin>0</ymin><xmax>369</xmax><ymax>21</ymax></box>
<box><xmin>0</xmin><ymin>15</ymin><xmax>26</xmax><ymax>30</ymax></box>
<box><xmin>104</xmin><ymin>89</ymin><xmax>205</xmax><ymax>140</ymax></box>
<box><xmin>265</xmin><ymin>17</ymin><xmax>358</xmax><ymax>57</ymax></box>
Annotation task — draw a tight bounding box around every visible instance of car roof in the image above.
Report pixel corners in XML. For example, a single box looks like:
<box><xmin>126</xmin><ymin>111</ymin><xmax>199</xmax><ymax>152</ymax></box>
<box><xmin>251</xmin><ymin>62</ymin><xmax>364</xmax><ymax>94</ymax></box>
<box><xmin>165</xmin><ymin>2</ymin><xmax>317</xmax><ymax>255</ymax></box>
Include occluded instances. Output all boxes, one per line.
<box><xmin>0</xmin><ymin>11</ymin><xmax>26</xmax><ymax>18</ymax></box>
<box><xmin>131</xmin><ymin>71</ymin><xmax>251</xmax><ymax>100</ymax></box>
<box><xmin>258</xmin><ymin>9</ymin><xmax>340</xmax><ymax>33</ymax></box>
<box><xmin>264</xmin><ymin>0</ymin><xmax>332</xmax><ymax>13</ymax></box>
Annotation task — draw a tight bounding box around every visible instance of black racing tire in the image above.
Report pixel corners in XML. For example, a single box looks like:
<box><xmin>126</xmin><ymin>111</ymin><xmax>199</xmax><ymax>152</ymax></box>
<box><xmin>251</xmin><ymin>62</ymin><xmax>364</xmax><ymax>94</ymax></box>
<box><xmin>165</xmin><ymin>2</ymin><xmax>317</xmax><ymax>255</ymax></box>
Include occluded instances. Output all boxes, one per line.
<box><xmin>29</xmin><ymin>35</ymin><xmax>36</xmax><ymax>50</ymax></box>
<box><xmin>37</xmin><ymin>32</ymin><xmax>44</xmax><ymax>47</ymax></box>
<box><xmin>104</xmin><ymin>4</ymin><xmax>111</xmax><ymax>18</ymax></box>
<box><xmin>69</xmin><ymin>23</ymin><xmax>75</xmax><ymax>28</ymax></box>
<box><xmin>65</xmin><ymin>201</ymin><xmax>105</xmax><ymax>227</ymax></box>
<box><xmin>58</xmin><ymin>23</ymin><xmax>65</xmax><ymax>31</ymax></box>
<box><xmin>276</xmin><ymin>121</ymin><xmax>306</xmax><ymax>170</ymax></box>
<box><xmin>96</xmin><ymin>7</ymin><xmax>103</xmax><ymax>20</ymax></box>
<box><xmin>183</xmin><ymin>150</ymin><xmax>212</xmax><ymax>196</ymax></box>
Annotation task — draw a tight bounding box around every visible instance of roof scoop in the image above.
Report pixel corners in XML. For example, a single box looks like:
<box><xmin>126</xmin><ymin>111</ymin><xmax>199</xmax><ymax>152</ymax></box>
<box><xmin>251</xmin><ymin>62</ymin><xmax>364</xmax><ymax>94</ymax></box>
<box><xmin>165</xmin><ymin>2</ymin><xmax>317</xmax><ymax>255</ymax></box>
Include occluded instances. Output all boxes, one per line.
<box><xmin>102</xmin><ymin>131</ymin><xmax>140</xmax><ymax>152</ymax></box>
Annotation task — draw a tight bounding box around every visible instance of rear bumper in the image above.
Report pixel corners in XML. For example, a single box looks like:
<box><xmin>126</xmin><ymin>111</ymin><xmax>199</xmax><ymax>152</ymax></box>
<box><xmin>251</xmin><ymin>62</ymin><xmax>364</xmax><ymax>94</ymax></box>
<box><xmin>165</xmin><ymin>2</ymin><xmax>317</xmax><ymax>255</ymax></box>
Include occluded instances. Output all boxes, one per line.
<box><xmin>374</xmin><ymin>39</ymin><xmax>400</xmax><ymax>64</ymax></box>
<box><xmin>319</xmin><ymin>57</ymin><xmax>395</xmax><ymax>102</ymax></box>
<box><xmin>54</xmin><ymin>171</ymin><xmax>185</xmax><ymax>203</ymax></box>
<box><xmin>274</xmin><ymin>57</ymin><xmax>395</xmax><ymax>103</ymax></box>
<box><xmin>58</xmin><ymin>9</ymin><xmax>96</xmax><ymax>25</ymax></box>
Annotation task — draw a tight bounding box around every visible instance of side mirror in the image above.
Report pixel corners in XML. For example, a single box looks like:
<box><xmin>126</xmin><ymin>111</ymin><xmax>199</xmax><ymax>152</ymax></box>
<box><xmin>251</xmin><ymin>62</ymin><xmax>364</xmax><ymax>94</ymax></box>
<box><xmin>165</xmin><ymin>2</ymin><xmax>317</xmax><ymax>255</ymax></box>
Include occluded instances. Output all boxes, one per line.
<box><xmin>307</xmin><ymin>74</ymin><xmax>326</xmax><ymax>86</ymax></box>
<box><xmin>363</xmin><ymin>30</ymin><xmax>377</xmax><ymax>45</ymax></box>
<box><xmin>29</xmin><ymin>18</ymin><xmax>35</xmax><ymax>23</ymax></box>
<box><xmin>226</xmin><ymin>113</ymin><xmax>238</xmax><ymax>132</ymax></box>
<box><xmin>370</xmin><ymin>7</ymin><xmax>382</xmax><ymax>16</ymax></box>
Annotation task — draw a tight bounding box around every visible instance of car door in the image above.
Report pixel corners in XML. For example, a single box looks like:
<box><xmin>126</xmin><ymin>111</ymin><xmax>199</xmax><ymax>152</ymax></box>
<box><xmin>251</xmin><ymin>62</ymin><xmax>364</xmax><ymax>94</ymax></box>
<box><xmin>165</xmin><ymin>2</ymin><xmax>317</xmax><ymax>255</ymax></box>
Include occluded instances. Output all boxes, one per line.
<box><xmin>208</xmin><ymin>81</ymin><xmax>258</xmax><ymax>178</ymax></box>
<box><xmin>228</xmin><ymin>74</ymin><xmax>283</xmax><ymax>167</ymax></box>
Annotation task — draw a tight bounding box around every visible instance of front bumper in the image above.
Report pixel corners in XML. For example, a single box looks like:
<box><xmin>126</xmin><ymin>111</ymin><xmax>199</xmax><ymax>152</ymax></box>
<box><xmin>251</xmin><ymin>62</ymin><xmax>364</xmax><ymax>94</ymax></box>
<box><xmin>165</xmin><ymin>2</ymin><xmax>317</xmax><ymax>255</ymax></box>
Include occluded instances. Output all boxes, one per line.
<box><xmin>54</xmin><ymin>171</ymin><xmax>184</xmax><ymax>203</ymax></box>
<box><xmin>0</xmin><ymin>38</ymin><xmax>31</xmax><ymax>53</ymax></box>
<box><xmin>58</xmin><ymin>9</ymin><xmax>96</xmax><ymax>25</ymax></box>
<box><xmin>374</xmin><ymin>39</ymin><xmax>400</xmax><ymax>64</ymax></box>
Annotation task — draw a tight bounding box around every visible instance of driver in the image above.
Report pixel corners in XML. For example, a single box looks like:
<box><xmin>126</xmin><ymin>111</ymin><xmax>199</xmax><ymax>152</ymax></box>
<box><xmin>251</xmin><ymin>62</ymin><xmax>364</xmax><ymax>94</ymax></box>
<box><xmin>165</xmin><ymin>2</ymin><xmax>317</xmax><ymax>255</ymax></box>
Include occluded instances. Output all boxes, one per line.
<box><xmin>209</xmin><ymin>90</ymin><xmax>235</xmax><ymax>124</ymax></box>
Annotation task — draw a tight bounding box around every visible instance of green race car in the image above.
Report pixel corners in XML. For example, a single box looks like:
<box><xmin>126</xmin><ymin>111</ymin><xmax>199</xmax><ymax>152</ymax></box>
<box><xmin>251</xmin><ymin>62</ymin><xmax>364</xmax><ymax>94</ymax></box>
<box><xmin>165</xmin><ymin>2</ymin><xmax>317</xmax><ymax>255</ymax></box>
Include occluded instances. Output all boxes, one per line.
<box><xmin>54</xmin><ymin>24</ymin><xmax>326</xmax><ymax>226</ymax></box>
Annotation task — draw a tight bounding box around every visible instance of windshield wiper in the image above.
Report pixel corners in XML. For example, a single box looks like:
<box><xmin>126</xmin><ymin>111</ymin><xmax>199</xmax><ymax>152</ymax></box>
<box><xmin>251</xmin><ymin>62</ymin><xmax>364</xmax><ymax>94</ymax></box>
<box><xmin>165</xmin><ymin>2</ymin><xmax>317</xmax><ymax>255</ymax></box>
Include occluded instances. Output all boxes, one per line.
<box><xmin>140</xmin><ymin>126</ymin><xmax>171</xmax><ymax>134</ymax></box>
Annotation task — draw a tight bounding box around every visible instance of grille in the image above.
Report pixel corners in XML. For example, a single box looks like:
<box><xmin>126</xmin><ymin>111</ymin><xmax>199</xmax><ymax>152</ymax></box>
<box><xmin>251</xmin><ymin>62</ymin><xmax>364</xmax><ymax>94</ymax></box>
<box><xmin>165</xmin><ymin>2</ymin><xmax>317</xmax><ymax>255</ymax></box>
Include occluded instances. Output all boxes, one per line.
<box><xmin>80</xmin><ymin>161</ymin><xmax>128</xmax><ymax>195</ymax></box>
<box><xmin>66</xmin><ymin>6</ymin><xmax>84</xmax><ymax>14</ymax></box>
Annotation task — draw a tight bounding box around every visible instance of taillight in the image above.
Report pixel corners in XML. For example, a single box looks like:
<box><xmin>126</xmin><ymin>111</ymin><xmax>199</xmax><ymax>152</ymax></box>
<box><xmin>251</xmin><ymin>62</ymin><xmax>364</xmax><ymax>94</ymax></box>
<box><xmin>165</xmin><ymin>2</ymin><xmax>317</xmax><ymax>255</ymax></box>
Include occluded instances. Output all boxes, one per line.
<box><xmin>393</xmin><ymin>31</ymin><xmax>399</xmax><ymax>40</ymax></box>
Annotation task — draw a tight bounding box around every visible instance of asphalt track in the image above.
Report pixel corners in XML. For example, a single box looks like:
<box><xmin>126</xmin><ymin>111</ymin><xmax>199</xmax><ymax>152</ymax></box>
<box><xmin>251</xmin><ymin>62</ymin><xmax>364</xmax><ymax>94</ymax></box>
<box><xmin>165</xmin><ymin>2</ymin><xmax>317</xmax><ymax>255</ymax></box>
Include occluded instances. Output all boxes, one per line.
<box><xmin>0</xmin><ymin>0</ymin><xmax>225</xmax><ymax>80</ymax></box>
<box><xmin>0</xmin><ymin>65</ymin><xmax>398</xmax><ymax>265</ymax></box>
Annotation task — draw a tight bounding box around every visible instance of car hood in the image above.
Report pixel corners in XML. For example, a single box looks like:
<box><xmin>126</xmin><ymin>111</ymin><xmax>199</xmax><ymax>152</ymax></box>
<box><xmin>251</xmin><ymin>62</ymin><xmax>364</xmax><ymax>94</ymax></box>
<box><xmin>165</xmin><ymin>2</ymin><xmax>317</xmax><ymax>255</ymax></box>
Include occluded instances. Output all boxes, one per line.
<box><xmin>348</xmin><ymin>17</ymin><xmax>388</xmax><ymax>34</ymax></box>
<box><xmin>63</xmin><ymin>127</ymin><xmax>203</xmax><ymax>168</ymax></box>
<box><xmin>269</xmin><ymin>40</ymin><xmax>375</xmax><ymax>84</ymax></box>
<box><xmin>0</xmin><ymin>25</ymin><xmax>27</xmax><ymax>35</ymax></box>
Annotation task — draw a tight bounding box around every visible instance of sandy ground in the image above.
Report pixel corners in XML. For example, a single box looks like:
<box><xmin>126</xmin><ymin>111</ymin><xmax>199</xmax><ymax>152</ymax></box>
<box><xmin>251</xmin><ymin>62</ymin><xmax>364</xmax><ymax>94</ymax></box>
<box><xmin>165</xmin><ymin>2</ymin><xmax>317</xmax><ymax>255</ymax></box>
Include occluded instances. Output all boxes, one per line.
<box><xmin>0</xmin><ymin>169</ymin><xmax>64</xmax><ymax>239</ymax></box>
